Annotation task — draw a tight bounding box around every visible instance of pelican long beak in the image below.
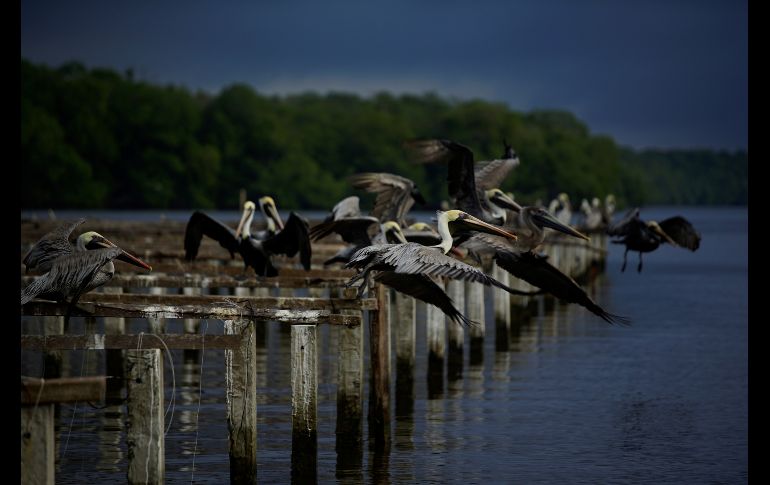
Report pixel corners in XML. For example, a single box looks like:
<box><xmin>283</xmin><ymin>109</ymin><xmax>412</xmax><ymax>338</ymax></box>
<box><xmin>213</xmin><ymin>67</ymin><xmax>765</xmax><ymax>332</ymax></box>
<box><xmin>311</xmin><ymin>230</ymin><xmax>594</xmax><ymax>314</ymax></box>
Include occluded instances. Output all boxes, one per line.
<box><xmin>86</xmin><ymin>236</ymin><xmax>152</xmax><ymax>270</ymax></box>
<box><xmin>235</xmin><ymin>206</ymin><xmax>253</xmax><ymax>239</ymax></box>
<box><xmin>533</xmin><ymin>211</ymin><xmax>590</xmax><ymax>241</ymax></box>
<box><xmin>264</xmin><ymin>200</ymin><xmax>284</xmax><ymax>231</ymax></box>
<box><xmin>489</xmin><ymin>191</ymin><xmax>522</xmax><ymax>212</ymax></box>
<box><xmin>649</xmin><ymin>223</ymin><xmax>678</xmax><ymax>246</ymax></box>
<box><xmin>458</xmin><ymin>213</ymin><xmax>518</xmax><ymax>241</ymax></box>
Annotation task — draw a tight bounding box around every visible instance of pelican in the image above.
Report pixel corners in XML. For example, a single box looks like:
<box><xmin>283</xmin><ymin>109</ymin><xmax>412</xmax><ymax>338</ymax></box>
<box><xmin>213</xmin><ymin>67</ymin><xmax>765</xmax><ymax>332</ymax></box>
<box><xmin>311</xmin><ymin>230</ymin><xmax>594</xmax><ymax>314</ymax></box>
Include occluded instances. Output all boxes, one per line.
<box><xmin>23</xmin><ymin>218</ymin><xmax>86</xmax><ymax>273</ymax></box>
<box><xmin>402</xmin><ymin>222</ymin><xmax>442</xmax><ymax>246</ymax></box>
<box><xmin>348</xmin><ymin>172</ymin><xmax>426</xmax><ymax>227</ymax></box>
<box><xmin>310</xmin><ymin>212</ymin><xmax>407</xmax><ymax>266</ymax></box>
<box><xmin>405</xmin><ymin>138</ymin><xmax>520</xmax><ymax>225</ymax></box>
<box><xmin>184</xmin><ymin>197</ymin><xmax>312</xmax><ymax>276</ymax></box>
<box><xmin>607</xmin><ymin>208</ymin><xmax>701</xmax><ymax>272</ymax></box>
<box><xmin>579</xmin><ymin>197</ymin><xmax>603</xmax><ymax>232</ymax></box>
<box><xmin>21</xmin><ymin>229</ymin><xmax>152</xmax><ymax>322</ymax></box>
<box><xmin>548</xmin><ymin>193</ymin><xmax>572</xmax><ymax>226</ymax></box>
<box><xmin>344</xmin><ymin>210</ymin><xmax>533</xmax><ymax>326</ymax></box>
<box><xmin>601</xmin><ymin>194</ymin><xmax>616</xmax><ymax>227</ymax></box>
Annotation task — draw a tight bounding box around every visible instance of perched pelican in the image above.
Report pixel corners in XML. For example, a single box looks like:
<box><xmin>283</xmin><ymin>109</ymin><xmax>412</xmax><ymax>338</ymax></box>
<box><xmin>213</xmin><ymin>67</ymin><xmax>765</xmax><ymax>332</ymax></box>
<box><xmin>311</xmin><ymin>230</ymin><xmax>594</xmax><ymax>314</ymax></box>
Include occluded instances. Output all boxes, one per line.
<box><xmin>23</xmin><ymin>218</ymin><xmax>86</xmax><ymax>273</ymax></box>
<box><xmin>607</xmin><ymin>208</ymin><xmax>700</xmax><ymax>272</ymax></box>
<box><xmin>548</xmin><ymin>193</ymin><xmax>572</xmax><ymax>226</ymax></box>
<box><xmin>21</xmin><ymin>229</ymin><xmax>152</xmax><ymax>322</ymax></box>
<box><xmin>579</xmin><ymin>197</ymin><xmax>603</xmax><ymax>231</ymax></box>
<box><xmin>348</xmin><ymin>172</ymin><xmax>426</xmax><ymax>227</ymax></box>
<box><xmin>405</xmin><ymin>138</ymin><xmax>519</xmax><ymax>224</ymax></box>
<box><xmin>184</xmin><ymin>197</ymin><xmax>311</xmax><ymax>276</ymax></box>
<box><xmin>601</xmin><ymin>194</ymin><xmax>616</xmax><ymax>227</ymax></box>
<box><xmin>310</xmin><ymin>211</ymin><xmax>406</xmax><ymax>266</ymax></box>
<box><xmin>344</xmin><ymin>210</ymin><xmax>532</xmax><ymax>326</ymax></box>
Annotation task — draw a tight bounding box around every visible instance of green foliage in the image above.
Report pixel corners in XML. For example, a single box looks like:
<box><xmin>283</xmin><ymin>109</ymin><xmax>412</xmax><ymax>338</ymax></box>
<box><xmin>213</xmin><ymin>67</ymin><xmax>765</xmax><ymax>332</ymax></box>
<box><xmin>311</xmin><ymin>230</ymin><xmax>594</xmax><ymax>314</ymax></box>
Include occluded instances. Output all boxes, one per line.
<box><xmin>20</xmin><ymin>58</ymin><xmax>748</xmax><ymax>210</ymax></box>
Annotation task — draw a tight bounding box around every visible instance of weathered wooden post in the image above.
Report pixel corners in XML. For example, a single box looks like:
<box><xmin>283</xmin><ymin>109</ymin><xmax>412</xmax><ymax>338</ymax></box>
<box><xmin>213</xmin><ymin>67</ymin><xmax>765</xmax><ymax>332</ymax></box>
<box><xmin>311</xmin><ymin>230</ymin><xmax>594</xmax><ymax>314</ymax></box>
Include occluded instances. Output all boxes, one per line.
<box><xmin>126</xmin><ymin>349</ymin><xmax>165</xmax><ymax>485</ymax></box>
<box><xmin>368</xmin><ymin>283</ymin><xmax>391</xmax><ymax>445</ymax></box>
<box><xmin>291</xmin><ymin>324</ymin><xmax>318</xmax><ymax>483</ymax></box>
<box><xmin>224</xmin><ymin>319</ymin><xmax>258</xmax><ymax>484</ymax></box>
<box><xmin>493</xmin><ymin>262</ymin><xmax>511</xmax><ymax>351</ymax></box>
<box><xmin>21</xmin><ymin>376</ymin><xmax>105</xmax><ymax>485</ymax></box>
<box><xmin>393</xmin><ymin>291</ymin><xmax>416</xmax><ymax>415</ymax></box>
<box><xmin>446</xmin><ymin>279</ymin><xmax>465</xmax><ymax>380</ymax></box>
<box><xmin>147</xmin><ymin>287</ymin><xmax>166</xmax><ymax>333</ymax></box>
<box><xmin>426</xmin><ymin>279</ymin><xmax>446</xmax><ymax>397</ymax></box>
<box><xmin>42</xmin><ymin>316</ymin><xmax>64</xmax><ymax>379</ymax></box>
<box><xmin>182</xmin><ymin>287</ymin><xmax>201</xmax><ymax>334</ymax></box>
<box><xmin>466</xmin><ymin>281</ymin><xmax>485</xmax><ymax>365</ymax></box>
<box><xmin>103</xmin><ymin>287</ymin><xmax>126</xmax><ymax>396</ymax></box>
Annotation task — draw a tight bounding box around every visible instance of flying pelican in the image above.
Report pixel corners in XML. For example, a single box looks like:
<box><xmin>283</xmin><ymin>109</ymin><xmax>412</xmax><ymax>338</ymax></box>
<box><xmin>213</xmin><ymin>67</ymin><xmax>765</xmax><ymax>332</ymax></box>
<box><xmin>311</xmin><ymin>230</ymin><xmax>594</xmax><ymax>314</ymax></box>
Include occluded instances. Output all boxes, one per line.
<box><xmin>405</xmin><ymin>138</ymin><xmax>520</xmax><ymax>225</ymax></box>
<box><xmin>607</xmin><ymin>208</ymin><xmax>701</xmax><ymax>272</ymax></box>
<box><xmin>348</xmin><ymin>172</ymin><xmax>426</xmax><ymax>227</ymax></box>
<box><xmin>21</xmin><ymin>229</ymin><xmax>152</xmax><ymax>322</ymax></box>
<box><xmin>184</xmin><ymin>197</ymin><xmax>312</xmax><ymax>276</ymax></box>
<box><xmin>310</xmin><ymin>196</ymin><xmax>407</xmax><ymax>265</ymax></box>
<box><xmin>344</xmin><ymin>210</ymin><xmax>533</xmax><ymax>326</ymax></box>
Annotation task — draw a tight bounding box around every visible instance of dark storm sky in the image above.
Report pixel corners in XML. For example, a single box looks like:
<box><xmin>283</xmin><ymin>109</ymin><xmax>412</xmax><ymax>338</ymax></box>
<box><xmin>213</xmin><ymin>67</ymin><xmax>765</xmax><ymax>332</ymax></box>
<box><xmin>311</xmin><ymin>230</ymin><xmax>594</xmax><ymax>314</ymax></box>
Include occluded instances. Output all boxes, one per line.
<box><xmin>20</xmin><ymin>0</ymin><xmax>747</xmax><ymax>150</ymax></box>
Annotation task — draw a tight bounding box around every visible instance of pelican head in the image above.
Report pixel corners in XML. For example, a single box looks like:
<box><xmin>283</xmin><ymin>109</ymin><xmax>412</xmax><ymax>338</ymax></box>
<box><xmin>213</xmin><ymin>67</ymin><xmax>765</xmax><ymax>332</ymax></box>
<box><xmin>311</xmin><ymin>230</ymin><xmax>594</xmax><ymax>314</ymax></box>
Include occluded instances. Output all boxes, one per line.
<box><xmin>485</xmin><ymin>188</ymin><xmax>522</xmax><ymax>213</ymax></box>
<box><xmin>236</xmin><ymin>201</ymin><xmax>257</xmax><ymax>238</ymax></box>
<box><xmin>435</xmin><ymin>209</ymin><xmax>518</xmax><ymax>254</ymax></box>
<box><xmin>77</xmin><ymin>231</ymin><xmax>152</xmax><ymax>270</ymax></box>
<box><xmin>381</xmin><ymin>221</ymin><xmax>407</xmax><ymax>244</ymax></box>
<box><xmin>558</xmin><ymin>192</ymin><xmax>570</xmax><ymax>204</ymax></box>
<box><xmin>258</xmin><ymin>196</ymin><xmax>284</xmax><ymax>232</ymax></box>
<box><xmin>647</xmin><ymin>221</ymin><xmax>678</xmax><ymax>246</ymax></box>
<box><xmin>406</xmin><ymin>222</ymin><xmax>434</xmax><ymax>232</ymax></box>
<box><xmin>525</xmin><ymin>207</ymin><xmax>590</xmax><ymax>241</ymax></box>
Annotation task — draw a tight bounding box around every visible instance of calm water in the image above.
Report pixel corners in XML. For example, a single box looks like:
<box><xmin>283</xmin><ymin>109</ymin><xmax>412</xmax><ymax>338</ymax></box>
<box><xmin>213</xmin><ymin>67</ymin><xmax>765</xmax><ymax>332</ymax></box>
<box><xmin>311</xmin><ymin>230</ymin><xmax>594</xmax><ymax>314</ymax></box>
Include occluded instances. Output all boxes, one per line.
<box><xmin>20</xmin><ymin>206</ymin><xmax>748</xmax><ymax>484</ymax></box>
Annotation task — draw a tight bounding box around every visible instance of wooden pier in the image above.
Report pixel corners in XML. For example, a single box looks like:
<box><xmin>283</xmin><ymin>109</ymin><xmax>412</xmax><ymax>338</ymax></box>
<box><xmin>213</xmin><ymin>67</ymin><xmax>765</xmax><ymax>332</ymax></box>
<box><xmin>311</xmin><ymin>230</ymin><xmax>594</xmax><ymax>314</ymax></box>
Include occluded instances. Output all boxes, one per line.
<box><xmin>20</xmin><ymin>218</ymin><xmax>608</xmax><ymax>483</ymax></box>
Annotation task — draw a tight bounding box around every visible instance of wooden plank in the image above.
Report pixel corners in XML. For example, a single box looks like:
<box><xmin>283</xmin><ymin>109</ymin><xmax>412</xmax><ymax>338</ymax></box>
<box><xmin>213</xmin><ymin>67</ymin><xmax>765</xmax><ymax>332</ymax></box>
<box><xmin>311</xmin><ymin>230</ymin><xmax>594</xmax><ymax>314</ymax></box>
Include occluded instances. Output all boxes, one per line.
<box><xmin>21</xmin><ymin>273</ymin><xmax>354</xmax><ymax>289</ymax></box>
<box><xmin>126</xmin><ymin>349</ymin><xmax>164</xmax><ymax>484</ymax></box>
<box><xmin>22</xmin><ymin>334</ymin><xmax>245</xmax><ymax>351</ymax></box>
<box><xmin>21</xmin><ymin>376</ymin><xmax>106</xmax><ymax>405</ymax></box>
<box><xmin>291</xmin><ymin>325</ymin><xmax>318</xmax><ymax>483</ymax></box>
<box><xmin>225</xmin><ymin>319</ymin><xmax>258</xmax><ymax>483</ymax></box>
<box><xmin>115</xmin><ymin>264</ymin><xmax>354</xmax><ymax>278</ymax></box>
<box><xmin>21</xmin><ymin>404</ymin><xmax>55</xmax><ymax>485</ymax></box>
<box><xmin>52</xmin><ymin>292</ymin><xmax>378</xmax><ymax>311</ymax></box>
<box><xmin>21</xmin><ymin>301</ymin><xmax>363</xmax><ymax>325</ymax></box>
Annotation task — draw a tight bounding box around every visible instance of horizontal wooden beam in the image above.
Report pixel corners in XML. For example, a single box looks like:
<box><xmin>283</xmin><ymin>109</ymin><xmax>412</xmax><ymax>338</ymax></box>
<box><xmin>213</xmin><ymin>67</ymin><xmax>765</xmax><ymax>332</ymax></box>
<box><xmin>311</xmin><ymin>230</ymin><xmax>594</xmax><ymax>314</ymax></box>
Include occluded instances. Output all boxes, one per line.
<box><xmin>21</xmin><ymin>301</ymin><xmax>363</xmax><ymax>325</ymax></box>
<box><xmin>21</xmin><ymin>376</ymin><xmax>105</xmax><ymax>405</ymax></box>
<box><xmin>21</xmin><ymin>273</ymin><xmax>353</xmax><ymax>289</ymax></box>
<box><xmin>21</xmin><ymin>334</ymin><xmax>244</xmax><ymax>351</ymax></box>
<box><xmin>72</xmin><ymin>293</ymin><xmax>377</xmax><ymax>310</ymax></box>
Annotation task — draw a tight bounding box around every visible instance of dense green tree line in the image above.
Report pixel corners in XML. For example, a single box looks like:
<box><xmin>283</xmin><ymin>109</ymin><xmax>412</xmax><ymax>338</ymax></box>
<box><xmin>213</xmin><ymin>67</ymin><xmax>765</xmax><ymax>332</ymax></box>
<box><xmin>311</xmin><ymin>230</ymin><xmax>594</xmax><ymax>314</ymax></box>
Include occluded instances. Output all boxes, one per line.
<box><xmin>21</xmin><ymin>59</ymin><xmax>748</xmax><ymax>210</ymax></box>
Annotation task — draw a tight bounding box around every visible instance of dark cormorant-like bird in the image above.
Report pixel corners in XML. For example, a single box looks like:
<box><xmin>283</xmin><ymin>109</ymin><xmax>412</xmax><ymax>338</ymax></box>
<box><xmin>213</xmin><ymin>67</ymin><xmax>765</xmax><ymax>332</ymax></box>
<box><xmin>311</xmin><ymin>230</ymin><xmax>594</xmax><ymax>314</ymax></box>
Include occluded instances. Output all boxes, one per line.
<box><xmin>607</xmin><ymin>208</ymin><xmax>701</xmax><ymax>272</ymax></box>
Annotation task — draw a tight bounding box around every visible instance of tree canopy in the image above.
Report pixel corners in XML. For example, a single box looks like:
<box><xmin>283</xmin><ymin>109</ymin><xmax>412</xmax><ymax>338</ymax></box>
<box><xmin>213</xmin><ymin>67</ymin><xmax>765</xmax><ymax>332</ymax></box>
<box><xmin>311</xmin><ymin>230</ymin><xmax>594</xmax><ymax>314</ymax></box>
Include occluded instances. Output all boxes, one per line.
<box><xmin>21</xmin><ymin>59</ymin><xmax>748</xmax><ymax>210</ymax></box>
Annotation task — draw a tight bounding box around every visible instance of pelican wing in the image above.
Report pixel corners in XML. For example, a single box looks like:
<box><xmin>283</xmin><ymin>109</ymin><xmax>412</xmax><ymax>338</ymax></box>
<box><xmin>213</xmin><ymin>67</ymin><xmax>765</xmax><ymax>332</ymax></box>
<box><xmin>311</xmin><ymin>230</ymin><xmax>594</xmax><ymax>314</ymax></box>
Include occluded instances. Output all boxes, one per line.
<box><xmin>325</xmin><ymin>196</ymin><xmax>361</xmax><ymax>222</ymax></box>
<box><xmin>262</xmin><ymin>212</ymin><xmax>312</xmax><ymax>270</ymax></box>
<box><xmin>474</xmin><ymin>158</ymin><xmax>520</xmax><ymax>190</ymax></box>
<box><xmin>184</xmin><ymin>211</ymin><xmax>239</xmax><ymax>261</ymax></box>
<box><xmin>405</xmin><ymin>139</ymin><xmax>484</xmax><ymax>217</ymax></box>
<box><xmin>374</xmin><ymin>272</ymin><xmax>475</xmax><ymax>327</ymax></box>
<box><xmin>494</xmin><ymin>251</ymin><xmax>630</xmax><ymax>325</ymax></box>
<box><xmin>377</xmin><ymin>243</ymin><xmax>533</xmax><ymax>296</ymax></box>
<box><xmin>349</xmin><ymin>172</ymin><xmax>420</xmax><ymax>225</ymax></box>
<box><xmin>606</xmin><ymin>208</ymin><xmax>642</xmax><ymax>236</ymax></box>
<box><xmin>658</xmin><ymin>216</ymin><xmax>701</xmax><ymax>251</ymax></box>
<box><xmin>309</xmin><ymin>216</ymin><xmax>379</xmax><ymax>244</ymax></box>
<box><xmin>22</xmin><ymin>218</ymin><xmax>85</xmax><ymax>272</ymax></box>
<box><xmin>21</xmin><ymin>247</ymin><xmax>123</xmax><ymax>305</ymax></box>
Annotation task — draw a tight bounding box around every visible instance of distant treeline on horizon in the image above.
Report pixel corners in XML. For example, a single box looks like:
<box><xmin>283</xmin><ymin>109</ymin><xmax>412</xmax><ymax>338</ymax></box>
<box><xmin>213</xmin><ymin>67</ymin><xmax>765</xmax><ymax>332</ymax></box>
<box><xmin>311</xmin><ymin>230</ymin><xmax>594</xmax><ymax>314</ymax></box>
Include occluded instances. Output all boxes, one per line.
<box><xmin>21</xmin><ymin>58</ymin><xmax>748</xmax><ymax>210</ymax></box>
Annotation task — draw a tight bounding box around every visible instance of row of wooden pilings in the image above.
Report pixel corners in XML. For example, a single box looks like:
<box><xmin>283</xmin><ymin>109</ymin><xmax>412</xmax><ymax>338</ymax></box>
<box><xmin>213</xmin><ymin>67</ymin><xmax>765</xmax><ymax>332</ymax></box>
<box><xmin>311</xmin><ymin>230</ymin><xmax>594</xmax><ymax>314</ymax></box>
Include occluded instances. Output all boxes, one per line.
<box><xmin>20</xmin><ymin>230</ymin><xmax>607</xmax><ymax>484</ymax></box>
